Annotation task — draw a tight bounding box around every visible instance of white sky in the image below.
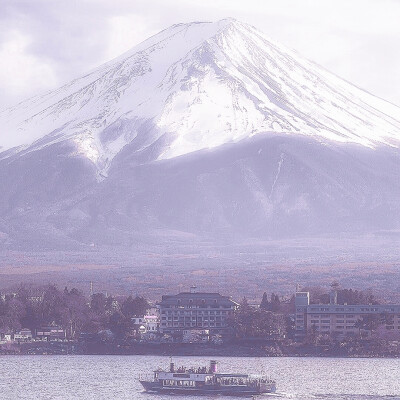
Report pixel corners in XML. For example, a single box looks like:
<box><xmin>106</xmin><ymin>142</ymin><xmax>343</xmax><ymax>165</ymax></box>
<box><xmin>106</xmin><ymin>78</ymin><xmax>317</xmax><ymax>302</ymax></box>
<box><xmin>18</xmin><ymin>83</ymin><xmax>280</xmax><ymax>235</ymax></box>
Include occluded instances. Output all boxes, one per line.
<box><xmin>0</xmin><ymin>0</ymin><xmax>399</xmax><ymax>110</ymax></box>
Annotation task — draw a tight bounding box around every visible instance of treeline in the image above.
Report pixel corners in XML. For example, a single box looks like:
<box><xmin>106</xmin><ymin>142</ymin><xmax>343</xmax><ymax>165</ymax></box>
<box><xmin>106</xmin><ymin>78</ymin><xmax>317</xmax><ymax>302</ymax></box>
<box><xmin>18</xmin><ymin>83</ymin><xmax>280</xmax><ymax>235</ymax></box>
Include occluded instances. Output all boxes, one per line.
<box><xmin>231</xmin><ymin>284</ymin><xmax>379</xmax><ymax>341</ymax></box>
<box><xmin>0</xmin><ymin>284</ymin><xmax>149</xmax><ymax>339</ymax></box>
<box><xmin>0</xmin><ymin>282</ymin><xmax>382</xmax><ymax>343</ymax></box>
<box><xmin>303</xmin><ymin>285</ymin><xmax>378</xmax><ymax>305</ymax></box>
<box><xmin>230</xmin><ymin>294</ymin><xmax>294</xmax><ymax>340</ymax></box>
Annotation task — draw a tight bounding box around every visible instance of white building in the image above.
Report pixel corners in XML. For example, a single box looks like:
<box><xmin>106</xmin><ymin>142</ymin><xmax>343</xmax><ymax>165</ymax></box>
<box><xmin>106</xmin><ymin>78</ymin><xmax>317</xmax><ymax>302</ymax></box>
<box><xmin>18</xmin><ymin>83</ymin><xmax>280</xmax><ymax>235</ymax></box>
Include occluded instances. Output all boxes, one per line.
<box><xmin>158</xmin><ymin>286</ymin><xmax>238</xmax><ymax>335</ymax></box>
<box><xmin>0</xmin><ymin>333</ymin><xmax>13</xmax><ymax>343</ymax></box>
<box><xmin>14</xmin><ymin>328</ymin><xmax>33</xmax><ymax>342</ymax></box>
<box><xmin>132</xmin><ymin>315</ymin><xmax>160</xmax><ymax>335</ymax></box>
<box><xmin>35</xmin><ymin>325</ymin><xmax>66</xmax><ymax>341</ymax></box>
<box><xmin>295</xmin><ymin>289</ymin><xmax>400</xmax><ymax>339</ymax></box>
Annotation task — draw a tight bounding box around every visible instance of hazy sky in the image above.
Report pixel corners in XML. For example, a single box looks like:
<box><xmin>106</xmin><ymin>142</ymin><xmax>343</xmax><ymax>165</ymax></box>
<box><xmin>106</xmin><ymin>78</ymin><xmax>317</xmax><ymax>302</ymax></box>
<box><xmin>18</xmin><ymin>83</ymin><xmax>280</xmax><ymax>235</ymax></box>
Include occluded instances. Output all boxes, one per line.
<box><xmin>1</xmin><ymin>0</ymin><xmax>399</xmax><ymax>110</ymax></box>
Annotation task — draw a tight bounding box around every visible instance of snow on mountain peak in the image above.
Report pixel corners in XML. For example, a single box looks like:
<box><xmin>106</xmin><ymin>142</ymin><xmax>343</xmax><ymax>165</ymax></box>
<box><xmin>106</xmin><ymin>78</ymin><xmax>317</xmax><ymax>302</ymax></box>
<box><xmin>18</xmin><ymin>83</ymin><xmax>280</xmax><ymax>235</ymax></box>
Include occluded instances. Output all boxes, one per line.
<box><xmin>1</xmin><ymin>19</ymin><xmax>400</xmax><ymax>175</ymax></box>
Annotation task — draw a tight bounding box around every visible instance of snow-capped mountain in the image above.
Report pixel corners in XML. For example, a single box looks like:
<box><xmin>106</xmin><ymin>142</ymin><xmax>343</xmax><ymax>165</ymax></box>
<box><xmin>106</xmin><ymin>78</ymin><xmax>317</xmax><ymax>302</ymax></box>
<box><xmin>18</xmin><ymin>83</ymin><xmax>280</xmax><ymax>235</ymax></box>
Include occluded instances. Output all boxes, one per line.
<box><xmin>0</xmin><ymin>19</ymin><xmax>400</xmax><ymax>250</ymax></box>
<box><xmin>1</xmin><ymin>19</ymin><xmax>399</xmax><ymax>175</ymax></box>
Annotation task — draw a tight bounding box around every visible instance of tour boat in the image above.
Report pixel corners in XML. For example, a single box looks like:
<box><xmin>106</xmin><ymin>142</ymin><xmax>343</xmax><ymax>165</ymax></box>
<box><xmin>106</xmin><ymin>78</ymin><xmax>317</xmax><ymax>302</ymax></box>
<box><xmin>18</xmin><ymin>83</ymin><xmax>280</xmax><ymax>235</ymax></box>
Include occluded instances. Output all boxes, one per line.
<box><xmin>139</xmin><ymin>360</ymin><xmax>276</xmax><ymax>396</ymax></box>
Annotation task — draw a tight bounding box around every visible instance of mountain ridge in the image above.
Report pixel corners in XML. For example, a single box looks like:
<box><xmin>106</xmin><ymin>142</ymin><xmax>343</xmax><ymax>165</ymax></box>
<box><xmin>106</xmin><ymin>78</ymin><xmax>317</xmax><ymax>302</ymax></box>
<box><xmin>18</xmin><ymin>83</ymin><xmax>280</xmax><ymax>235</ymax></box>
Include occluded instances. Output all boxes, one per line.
<box><xmin>0</xmin><ymin>19</ymin><xmax>400</xmax><ymax>250</ymax></box>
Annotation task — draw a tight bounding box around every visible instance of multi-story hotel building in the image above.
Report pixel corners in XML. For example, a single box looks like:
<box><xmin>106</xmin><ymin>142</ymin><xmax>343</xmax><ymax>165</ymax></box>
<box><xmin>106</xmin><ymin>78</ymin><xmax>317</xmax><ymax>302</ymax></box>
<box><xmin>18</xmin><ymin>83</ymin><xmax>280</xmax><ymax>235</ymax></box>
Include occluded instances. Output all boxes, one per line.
<box><xmin>295</xmin><ymin>289</ymin><xmax>400</xmax><ymax>339</ymax></box>
<box><xmin>158</xmin><ymin>286</ymin><xmax>238</xmax><ymax>336</ymax></box>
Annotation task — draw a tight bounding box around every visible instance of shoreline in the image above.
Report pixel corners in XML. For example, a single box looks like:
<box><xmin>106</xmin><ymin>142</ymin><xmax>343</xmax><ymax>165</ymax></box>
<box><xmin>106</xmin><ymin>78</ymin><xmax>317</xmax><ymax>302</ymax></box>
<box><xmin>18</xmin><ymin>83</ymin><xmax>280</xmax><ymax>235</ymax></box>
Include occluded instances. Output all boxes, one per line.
<box><xmin>2</xmin><ymin>341</ymin><xmax>400</xmax><ymax>358</ymax></box>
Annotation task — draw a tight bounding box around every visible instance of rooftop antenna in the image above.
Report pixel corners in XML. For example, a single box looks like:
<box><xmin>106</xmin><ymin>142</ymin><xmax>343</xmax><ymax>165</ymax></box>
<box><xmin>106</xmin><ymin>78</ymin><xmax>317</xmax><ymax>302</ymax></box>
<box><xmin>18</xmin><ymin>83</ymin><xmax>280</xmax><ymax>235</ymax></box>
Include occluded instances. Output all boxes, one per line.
<box><xmin>190</xmin><ymin>285</ymin><xmax>198</xmax><ymax>294</ymax></box>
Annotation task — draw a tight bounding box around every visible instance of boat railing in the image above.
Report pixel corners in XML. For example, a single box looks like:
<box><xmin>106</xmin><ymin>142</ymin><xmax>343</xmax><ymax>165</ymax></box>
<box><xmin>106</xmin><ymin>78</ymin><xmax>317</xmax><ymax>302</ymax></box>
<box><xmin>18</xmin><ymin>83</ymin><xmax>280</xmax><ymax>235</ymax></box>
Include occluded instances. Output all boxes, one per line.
<box><xmin>248</xmin><ymin>375</ymin><xmax>275</xmax><ymax>382</ymax></box>
<box><xmin>171</xmin><ymin>366</ymin><xmax>210</xmax><ymax>374</ymax></box>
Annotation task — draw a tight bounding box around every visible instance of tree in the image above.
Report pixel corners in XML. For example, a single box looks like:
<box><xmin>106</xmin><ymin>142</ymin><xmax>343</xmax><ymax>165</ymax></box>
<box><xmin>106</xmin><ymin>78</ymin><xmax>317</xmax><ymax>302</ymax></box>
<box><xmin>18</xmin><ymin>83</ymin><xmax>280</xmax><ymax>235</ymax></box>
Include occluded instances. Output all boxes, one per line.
<box><xmin>87</xmin><ymin>293</ymin><xmax>107</xmax><ymax>331</ymax></box>
<box><xmin>240</xmin><ymin>297</ymin><xmax>250</xmax><ymax>309</ymax></box>
<box><xmin>20</xmin><ymin>302</ymin><xmax>40</xmax><ymax>331</ymax></box>
<box><xmin>61</xmin><ymin>288</ymin><xmax>91</xmax><ymax>339</ymax></box>
<box><xmin>0</xmin><ymin>298</ymin><xmax>26</xmax><ymax>331</ymax></box>
<box><xmin>337</xmin><ymin>289</ymin><xmax>378</xmax><ymax>305</ymax></box>
<box><xmin>121</xmin><ymin>296</ymin><xmax>150</xmax><ymax>318</ymax></box>
<box><xmin>303</xmin><ymin>285</ymin><xmax>379</xmax><ymax>306</ymax></box>
<box><xmin>108</xmin><ymin>312</ymin><xmax>131</xmax><ymax>339</ymax></box>
<box><xmin>330</xmin><ymin>281</ymin><xmax>340</xmax><ymax>291</ymax></box>
<box><xmin>260</xmin><ymin>292</ymin><xmax>269</xmax><ymax>310</ymax></box>
<box><xmin>303</xmin><ymin>286</ymin><xmax>330</xmax><ymax>304</ymax></box>
<box><xmin>354</xmin><ymin>313</ymin><xmax>390</xmax><ymax>337</ymax></box>
<box><xmin>232</xmin><ymin>300</ymin><xmax>286</xmax><ymax>339</ymax></box>
<box><xmin>91</xmin><ymin>293</ymin><xmax>115</xmax><ymax>315</ymax></box>
<box><xmin>269</xmin><ymin>294</ymin><xmax>281</xmax><ymax>312</ymax></box>
<box><xmin>0</xmin><ymin>284</ymin><xmax>155</xmax><ymax>340</ymax></box>
<box><xmin>38</xmin><ymin>285</ymin><xmax>65</xmax><ymax>325</ymax></box>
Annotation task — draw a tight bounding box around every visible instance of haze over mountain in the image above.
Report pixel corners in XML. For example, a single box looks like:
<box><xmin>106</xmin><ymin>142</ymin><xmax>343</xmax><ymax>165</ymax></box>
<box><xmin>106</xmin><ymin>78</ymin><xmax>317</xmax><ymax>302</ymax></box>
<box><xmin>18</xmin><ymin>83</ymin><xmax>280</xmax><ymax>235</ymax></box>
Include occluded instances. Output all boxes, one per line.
<box><xmin>1</xmin><ymin>18</ymin><xmax>400</xmax><ymax>250</ymax></box>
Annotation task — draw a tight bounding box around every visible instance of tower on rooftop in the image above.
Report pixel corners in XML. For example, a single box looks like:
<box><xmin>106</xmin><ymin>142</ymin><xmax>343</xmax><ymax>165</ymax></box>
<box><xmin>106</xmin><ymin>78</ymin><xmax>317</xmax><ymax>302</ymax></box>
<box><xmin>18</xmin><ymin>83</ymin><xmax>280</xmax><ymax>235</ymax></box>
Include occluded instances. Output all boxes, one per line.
<box><xmin>190</xmin><ymin>285</ymin><xmax>198</xmax><ymax>294</ymax></box>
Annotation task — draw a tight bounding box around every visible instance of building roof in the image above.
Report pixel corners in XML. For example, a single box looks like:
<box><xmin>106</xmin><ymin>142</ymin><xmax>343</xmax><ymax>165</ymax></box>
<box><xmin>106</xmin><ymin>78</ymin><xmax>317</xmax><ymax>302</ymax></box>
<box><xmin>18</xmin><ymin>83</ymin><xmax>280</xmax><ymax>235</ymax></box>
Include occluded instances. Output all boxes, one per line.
<box><xmin>159</xmin><ymin>292</ymin><xmax>238</xmax><ymax>307</ymax></box>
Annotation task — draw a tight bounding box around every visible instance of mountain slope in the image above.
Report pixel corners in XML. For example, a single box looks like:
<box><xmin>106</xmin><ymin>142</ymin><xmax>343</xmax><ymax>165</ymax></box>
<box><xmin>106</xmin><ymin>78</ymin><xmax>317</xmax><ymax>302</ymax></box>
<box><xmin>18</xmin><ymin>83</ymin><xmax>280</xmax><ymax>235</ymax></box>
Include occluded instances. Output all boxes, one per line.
<box><xmin>1</xmin><ymin>134</ymin><xmax>400</xmax><ymax>249</ymax></box>
<box><xmin>1</xmin><ymin>19</ymin><xmax>400</xmax><ymax>175</ymax></box>
<box><xmin>0</xmin><ymin>19</ymin><xmax>400</xmax><ymax>250</ymax></box>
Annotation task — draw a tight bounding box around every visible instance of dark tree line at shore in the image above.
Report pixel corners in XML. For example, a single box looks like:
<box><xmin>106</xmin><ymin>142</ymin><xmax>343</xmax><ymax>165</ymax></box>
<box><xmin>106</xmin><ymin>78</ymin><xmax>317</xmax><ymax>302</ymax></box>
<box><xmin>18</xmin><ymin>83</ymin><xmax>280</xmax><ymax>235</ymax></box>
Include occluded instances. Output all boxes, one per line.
<box><xmin>0</xmin><ymin>284</ymin><xmax>150</xmax><ymax>339</ymax></box>
<box><xmin>0</xmin><ymin>285</ymin><xmax>293</xmax><ymax>341</ymax></box>
<box><xmin>231</xmin><ymin>297</ymin><xmax>290</xmax><ymax>339</ymax></box>
<box><xmin>239</xmin><ymin>285</ymin><xmax>382</xmax><ymax>340</ymax></box>
<box><xmin>0</xmin><ymin>282</ymin><xmax>386</xmax><ymax>343</ymax></box>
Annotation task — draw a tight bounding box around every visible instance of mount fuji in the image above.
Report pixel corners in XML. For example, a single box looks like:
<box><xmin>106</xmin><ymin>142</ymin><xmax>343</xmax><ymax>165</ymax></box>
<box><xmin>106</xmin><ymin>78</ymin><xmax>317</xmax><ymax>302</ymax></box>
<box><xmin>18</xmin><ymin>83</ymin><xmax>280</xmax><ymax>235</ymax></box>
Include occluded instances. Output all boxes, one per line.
<box><xmin>1</xmin><ymin>18</ymin><xmax>400</xmax><ymax>250</ymax></box>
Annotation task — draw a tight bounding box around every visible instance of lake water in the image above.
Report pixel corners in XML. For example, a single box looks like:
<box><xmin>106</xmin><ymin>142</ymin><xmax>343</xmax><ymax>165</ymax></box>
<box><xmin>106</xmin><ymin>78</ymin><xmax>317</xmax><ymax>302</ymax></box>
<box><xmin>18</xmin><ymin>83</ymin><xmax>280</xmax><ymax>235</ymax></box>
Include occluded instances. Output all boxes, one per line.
<box><xmin>0</xmin><ymin>355</ymin><xmax>399</xmax><ymax>400</ymax></box>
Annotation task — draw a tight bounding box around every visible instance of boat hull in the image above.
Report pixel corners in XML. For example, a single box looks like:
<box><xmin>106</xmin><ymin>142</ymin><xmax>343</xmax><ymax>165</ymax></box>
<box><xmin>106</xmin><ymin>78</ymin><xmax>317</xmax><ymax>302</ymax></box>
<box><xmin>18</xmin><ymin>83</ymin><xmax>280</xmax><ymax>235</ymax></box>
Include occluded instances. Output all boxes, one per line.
<box><xmin>140</xmin><ymin>381</ymin><xmax>276</xmax><ymax>396</ymax></box>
